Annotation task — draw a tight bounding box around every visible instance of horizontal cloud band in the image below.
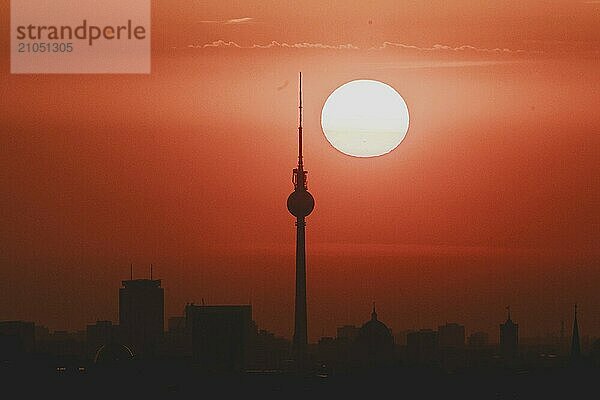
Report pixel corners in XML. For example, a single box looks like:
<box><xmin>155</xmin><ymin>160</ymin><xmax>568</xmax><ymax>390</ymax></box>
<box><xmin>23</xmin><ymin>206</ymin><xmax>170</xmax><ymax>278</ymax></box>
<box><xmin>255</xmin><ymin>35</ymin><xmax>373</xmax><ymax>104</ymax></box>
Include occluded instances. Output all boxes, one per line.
<box><xmin>186</xmin><ymin>40</ymin><xmax>533</xmax><ymax>54</ymax></box>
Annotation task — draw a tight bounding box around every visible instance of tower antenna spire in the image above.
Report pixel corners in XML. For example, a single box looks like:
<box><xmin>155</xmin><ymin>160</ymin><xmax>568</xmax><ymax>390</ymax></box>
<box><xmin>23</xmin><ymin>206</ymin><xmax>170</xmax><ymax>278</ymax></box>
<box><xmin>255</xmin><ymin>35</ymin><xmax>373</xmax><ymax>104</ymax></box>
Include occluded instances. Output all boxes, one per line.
<box><xmin>130</xmin><ymin>263</ymin><xmax>133</xmax><ymax>280</ymax></box>
<box><xmin>298</xmin><ymin>72</ymin><xmax>303</xmax><ymax>168</ymax></box>
<box><xmin>150</xmin><ymin>263</ymin><xmax>153</xmax><ymax>280</ymax></box>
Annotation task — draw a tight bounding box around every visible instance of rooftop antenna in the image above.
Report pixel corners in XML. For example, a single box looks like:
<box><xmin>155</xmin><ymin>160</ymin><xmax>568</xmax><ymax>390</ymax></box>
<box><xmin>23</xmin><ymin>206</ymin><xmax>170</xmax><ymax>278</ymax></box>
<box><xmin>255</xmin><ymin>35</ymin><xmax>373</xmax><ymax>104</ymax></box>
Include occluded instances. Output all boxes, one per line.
<box><xmin>130</xmin><ymin>263</ymin><xmax>133</xmax><ymax>280</ymax></box>
<box><xmin>150</xmin><ymin>263</ymin><xmax>153</xmax><ymax>280</ymax></box>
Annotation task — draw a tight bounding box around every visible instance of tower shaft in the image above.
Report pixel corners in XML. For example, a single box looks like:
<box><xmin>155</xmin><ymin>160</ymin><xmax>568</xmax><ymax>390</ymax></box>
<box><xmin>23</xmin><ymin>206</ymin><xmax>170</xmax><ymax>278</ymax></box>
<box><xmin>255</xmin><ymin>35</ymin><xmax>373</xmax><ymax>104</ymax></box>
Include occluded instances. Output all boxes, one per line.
<box><xmin>293</xmin><ymin>217</ymin><xmax>308</xmax><ymax>364</ymax></box>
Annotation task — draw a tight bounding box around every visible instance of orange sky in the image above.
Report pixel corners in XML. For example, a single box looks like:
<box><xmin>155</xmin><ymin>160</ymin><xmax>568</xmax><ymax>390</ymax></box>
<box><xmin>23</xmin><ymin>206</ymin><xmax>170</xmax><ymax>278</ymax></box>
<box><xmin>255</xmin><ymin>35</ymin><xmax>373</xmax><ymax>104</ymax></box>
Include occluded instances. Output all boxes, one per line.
<box><xmin>1</xmin><ymin>1</ymin><xmax>599</xmax><ymax>341</ymax></box>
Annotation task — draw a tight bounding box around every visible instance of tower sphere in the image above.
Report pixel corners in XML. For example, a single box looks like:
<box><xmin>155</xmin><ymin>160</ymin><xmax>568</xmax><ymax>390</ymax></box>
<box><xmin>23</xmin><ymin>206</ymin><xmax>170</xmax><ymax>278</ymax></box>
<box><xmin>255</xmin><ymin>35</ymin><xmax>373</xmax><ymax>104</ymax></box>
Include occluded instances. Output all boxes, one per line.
<box><xmin>287</xmin><ymin>190</ymin><xmax>315</xmax><ymax>218</ymax></box>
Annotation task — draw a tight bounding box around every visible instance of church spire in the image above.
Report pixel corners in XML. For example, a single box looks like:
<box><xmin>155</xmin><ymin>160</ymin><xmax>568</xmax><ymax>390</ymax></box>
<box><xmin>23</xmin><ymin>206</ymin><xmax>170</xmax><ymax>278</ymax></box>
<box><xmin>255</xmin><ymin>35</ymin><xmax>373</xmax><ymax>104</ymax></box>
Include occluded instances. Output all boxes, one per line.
<box><xmin>571</xmin><ymin>303</ymin><xmax>581</xmax><ymax>359</ymax></box>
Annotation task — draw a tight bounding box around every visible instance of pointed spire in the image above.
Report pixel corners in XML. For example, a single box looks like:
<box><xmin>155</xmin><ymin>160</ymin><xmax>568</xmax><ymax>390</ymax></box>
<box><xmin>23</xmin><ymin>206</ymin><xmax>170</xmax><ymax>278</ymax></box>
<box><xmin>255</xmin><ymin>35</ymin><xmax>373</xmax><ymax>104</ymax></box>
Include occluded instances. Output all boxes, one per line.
<box><xmin>371</xmin><ymin>302</ymin><xmax>378</xmax><ymax>321</ymax></box>
<box><xmin>506</xmin><ymin>305</ymin><xmax>511</xmax><ymax>321</ymax></box>
<box><xmin>299</xmin><ymin>72</ymin><xmax>303</xmax><ymax>129</ymax></box>
<box><xmin>571</xmin><ymin>303</ymin><xmax>581</xmax><ymax>358</ymax></box>
<box><xmin>298</xmin><ymin>72</ymin><xmax>303</xmax><ymax>169</ymax></box>
<box><xmin>130</xmin><ymin>263</ymin><xmax>133</xmax><ymax>280</ymax></box>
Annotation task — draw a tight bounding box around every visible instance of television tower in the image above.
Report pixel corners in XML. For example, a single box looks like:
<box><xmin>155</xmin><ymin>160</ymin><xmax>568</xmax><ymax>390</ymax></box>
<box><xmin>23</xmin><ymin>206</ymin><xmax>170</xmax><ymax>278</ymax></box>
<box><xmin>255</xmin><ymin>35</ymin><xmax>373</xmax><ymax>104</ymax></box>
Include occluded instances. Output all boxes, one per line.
<box><xmin>287</xmin><ymin>72</ymin><xmax>315</xmax><ymax>369</ymax></box>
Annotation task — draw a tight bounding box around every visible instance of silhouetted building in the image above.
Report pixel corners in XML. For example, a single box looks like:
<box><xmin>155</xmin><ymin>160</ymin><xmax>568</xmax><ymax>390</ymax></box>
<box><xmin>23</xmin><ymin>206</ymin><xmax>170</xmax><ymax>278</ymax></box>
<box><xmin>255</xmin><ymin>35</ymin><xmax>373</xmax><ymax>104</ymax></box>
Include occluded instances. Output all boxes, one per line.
<box><xmin>467</xmin><ymin>331</ymin><xmax>489</xmax><ymax>348</ymax></box>
<box><xmin>500</xmin><ymin>306</ymin><xmax>518</xmax><ymax>360</ymax></box>
<box><xmin>0</xmin><ymin>321</ymin><xmax>35</xmax><ymax>360</ymax></box>
<box><xmin>168</xmin><ymin>316</ymin><xmax>186</xmax><ymax>333</ymax></box>
<box><xmin>317</xmin><ymin>336</ymin><xmax>337</xmax><ymax>370</ymax></box>
<box><xmin>571</xmin><ymin>304</ymin><xmax>581</xmax><ymax>359</ymax></box>
<box><xmin>354</xmin><ymin>305</ymin><xmax>394</xmax><ymax>367</ymax></box>
<box><xmin>37</xmin><ymin>330</ymin><xmax>86</xmax><ymax>360</ymax></box>
<box><xmin>337</xmin><ymin>325</ymin><xmax>359</xmax><ymax>343</ymax></box>
<box><xmin>407</xmin><ymin>329</ymin><xmax>439</xmax><ymax>365</ymax></box>
<box><xmin>162</xmin><ymin>315</ymin><xmax>191</xmax><ymax>358</ymax></box>
<box><xmin>466</xmin><ymin>331</ymin><xmax>494</xmax><ymax>368</ymax></box>
<box><xmin>311</xmin><ymin>325</ymin><xmax>360</xmax><ymax>372</ymax></box>
<box><xmin>438</xmin><ymin>323</ymin><xmax>465</xmax><ymax>348</ymax></box>
<box><xmin>437</xmin><ymin>323</ymin><xmax>466</xmax><ymax>371</ymax></box>
<box><xmin>394</xmin><ymin>329</ymin><xmax>412</xmax><ymax>346</ymax></box>
<box><xmin>86</xmin><ymin>320</ymin><xmax>120</xmax><ymax>360</ymax></box>
<box><xmin>247</xmin><ymin>324</ymin><xmax>290</xmax><ymax>371</ymax></box>
<box><xmin>119</xmin><ymin>278</ymin><xmax>164</xmax><ymax>357</ymax></box>
<box><xmin>185</xmin><ymin>304</ymin><xmax>252</xmax><ymax>372</ymax></box>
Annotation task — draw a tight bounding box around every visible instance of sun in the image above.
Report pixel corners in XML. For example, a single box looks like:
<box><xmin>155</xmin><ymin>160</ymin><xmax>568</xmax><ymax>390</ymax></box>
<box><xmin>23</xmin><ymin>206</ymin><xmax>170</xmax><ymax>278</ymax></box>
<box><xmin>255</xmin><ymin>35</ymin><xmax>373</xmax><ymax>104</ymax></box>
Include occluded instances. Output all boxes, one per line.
<box><xmin>321</xmin><ymin>80</ymin><xmax>409</xmax><ymax>158</ymax></box>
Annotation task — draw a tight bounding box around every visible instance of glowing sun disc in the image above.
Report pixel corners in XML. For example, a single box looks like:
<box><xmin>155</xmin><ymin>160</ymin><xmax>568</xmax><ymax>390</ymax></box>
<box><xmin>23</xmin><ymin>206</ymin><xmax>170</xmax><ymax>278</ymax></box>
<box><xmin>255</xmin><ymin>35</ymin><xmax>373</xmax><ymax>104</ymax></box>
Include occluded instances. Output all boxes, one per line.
<box><xmin>321</xmin><ymin>80</ymin><xmax>409</xmax><ymax>157</ymax></box>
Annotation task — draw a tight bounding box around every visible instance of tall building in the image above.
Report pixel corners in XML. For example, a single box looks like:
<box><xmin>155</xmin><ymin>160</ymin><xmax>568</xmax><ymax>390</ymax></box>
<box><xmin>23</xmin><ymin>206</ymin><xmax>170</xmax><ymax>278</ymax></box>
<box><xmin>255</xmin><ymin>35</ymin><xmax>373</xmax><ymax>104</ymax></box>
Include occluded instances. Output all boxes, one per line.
<box><xmin>438</xmin><ymin>323</ymin><xmax>465</xmax><ymax>348</ymax></box>
<box><xmin>571</xmin><ymin>304</ymin><xmax>581</xmax><ymax>359</ymax></box>
<box><xmin>286</xmin><ymin>73</ymin><xmax>315</xmax><ymax>369</ymax></box>
<box><xmin>185</xmin><ymin>304</ymin><xmax>252</xmax><ymax>372</ymax></box>
<box><xmin>119</xmin><ymin>276</ymin><xmax>164</xmax><ymax>357</ymax></box>
<box><xmin>500</xmin><ymin>306</ymin><xmax>518</xmax><ymax>360</ymax></box>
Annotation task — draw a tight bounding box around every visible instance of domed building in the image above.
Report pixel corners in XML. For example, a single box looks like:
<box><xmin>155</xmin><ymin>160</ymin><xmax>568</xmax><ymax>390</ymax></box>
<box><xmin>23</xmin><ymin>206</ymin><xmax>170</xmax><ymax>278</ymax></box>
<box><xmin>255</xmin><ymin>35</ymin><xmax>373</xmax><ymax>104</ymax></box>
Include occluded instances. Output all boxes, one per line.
<box><xmin>353</xmin><ymin>305</ymin><xmax>395</xmax><ymax>367</ymax></box>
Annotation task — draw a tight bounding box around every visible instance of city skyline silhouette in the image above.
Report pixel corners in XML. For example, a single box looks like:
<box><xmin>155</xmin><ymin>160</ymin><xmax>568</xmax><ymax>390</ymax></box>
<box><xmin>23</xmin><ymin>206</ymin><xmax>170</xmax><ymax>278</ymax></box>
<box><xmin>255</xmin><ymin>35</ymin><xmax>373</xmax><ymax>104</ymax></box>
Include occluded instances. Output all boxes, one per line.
<box><xmin>1</xmin><ymin>81</ymin><xmax>595</xmax><ymax>376</ymax></box>
<box><xmin>1</xmin><ymin>268</ymin><xmax>596</xmax><ymax>396</ymax></box>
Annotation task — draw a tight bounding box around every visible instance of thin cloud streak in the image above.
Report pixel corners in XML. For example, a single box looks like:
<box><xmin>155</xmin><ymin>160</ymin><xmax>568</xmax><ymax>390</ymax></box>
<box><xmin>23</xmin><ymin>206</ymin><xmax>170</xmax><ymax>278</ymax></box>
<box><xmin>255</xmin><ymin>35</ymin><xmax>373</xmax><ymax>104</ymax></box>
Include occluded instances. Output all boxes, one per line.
<box><xmin>192</xmin><ymin>40</ymin><xmax>242</xmax><ymax>48</ymax></box>
<box><xmin>373</xmin><ymin>41</ymin><xmax>529</xmax><ymax>54</ymax></box>
<box><xmin>199</xmin><ymin>17</ymin><xmax>255</xmax><ymax>24</ymax></box>
<box><xmin>190</xmin><ymin>40</ymin><xmax>358</xmax><ymax>49</ymax></box>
